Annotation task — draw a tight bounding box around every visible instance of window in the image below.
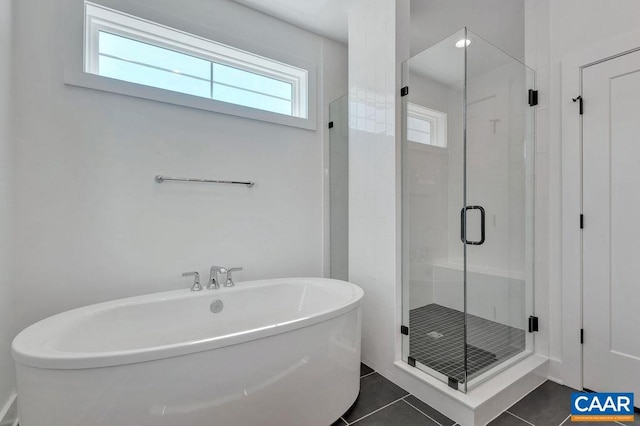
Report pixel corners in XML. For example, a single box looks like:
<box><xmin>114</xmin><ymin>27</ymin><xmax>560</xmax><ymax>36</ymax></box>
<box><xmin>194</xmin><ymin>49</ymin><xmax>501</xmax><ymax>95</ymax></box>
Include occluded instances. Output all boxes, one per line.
<box><xmin>84</xmin><ymin>2</ymin><xmax>308</xmax><ymax>118</ymax></box>
<box><xmin>407</xmin><ymin>103</ymin><xmax>447</xmax><ymax>148</ymax></box>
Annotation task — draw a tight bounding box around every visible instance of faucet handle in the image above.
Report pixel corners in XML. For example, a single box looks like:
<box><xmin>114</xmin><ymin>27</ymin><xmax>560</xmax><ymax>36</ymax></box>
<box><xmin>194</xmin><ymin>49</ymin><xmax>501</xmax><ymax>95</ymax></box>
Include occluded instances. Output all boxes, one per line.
<box><xmin>225</xmin><ymin>267</ymin><xmax>243</xmax><ymax>287</ymax></box>
<box><xmin>208</xmin><ymin>266</ymin><xmax>227</xmax><ymax>290</ymax></box>
<box><xmin>182</xmin><ymin>271</ymin><xmax>202</xmax><ymax>292</ymax></box>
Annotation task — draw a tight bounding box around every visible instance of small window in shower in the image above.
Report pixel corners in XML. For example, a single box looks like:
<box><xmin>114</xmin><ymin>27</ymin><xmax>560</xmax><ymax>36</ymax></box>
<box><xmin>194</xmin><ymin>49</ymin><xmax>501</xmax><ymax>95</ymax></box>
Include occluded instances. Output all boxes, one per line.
<box><xmin>407</xmin><ymin>103</ymin><xmax>447</xmax><ymax>148</ymax></box>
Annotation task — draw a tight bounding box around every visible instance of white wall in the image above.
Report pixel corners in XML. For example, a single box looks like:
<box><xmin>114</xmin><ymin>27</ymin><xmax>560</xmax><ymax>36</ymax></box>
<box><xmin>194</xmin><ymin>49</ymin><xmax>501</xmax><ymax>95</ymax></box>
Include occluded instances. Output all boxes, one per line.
<box><xmin>11</xmin><ymin>0</ymin><xmax>347</xmax><ymax>332</ymax></box>
<box><xmin>525</xmin><ymin>0</ymin><xmax>640</xmax><ymax>384</ymax></box>
<box><xmin>0</xmin><ymin>0</ymin><xmax>16</xmax><ymax>418</ymax></box>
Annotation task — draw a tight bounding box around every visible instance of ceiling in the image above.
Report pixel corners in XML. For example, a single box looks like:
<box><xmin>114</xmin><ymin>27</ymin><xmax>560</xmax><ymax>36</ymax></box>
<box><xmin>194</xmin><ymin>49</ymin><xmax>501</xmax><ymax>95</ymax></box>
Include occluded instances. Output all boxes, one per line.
<box><xmin>410</xmin><ymin>0</ymin><xmax>525</xmax><ymax>61</ymax></box>
<box><xmin>230</xmin><ymin>0</ymin><xmax>355</xmax><ymax>43</ymax></box>
<box><xmin>229</xmin><ymin>0</ymin><xmax>525</xmax><ymax>62</ymax></box>
<box><xmin>409</xmin><ymin>29</ymin><xmax>528</xmax><ymax>89</ymax></box>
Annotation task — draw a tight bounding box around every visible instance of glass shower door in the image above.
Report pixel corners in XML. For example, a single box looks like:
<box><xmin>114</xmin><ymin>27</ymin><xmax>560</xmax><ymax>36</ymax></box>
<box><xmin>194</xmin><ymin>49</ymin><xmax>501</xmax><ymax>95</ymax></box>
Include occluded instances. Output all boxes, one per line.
<box><xmin>463</xmin><ymin>30</ymin><xmax>535</xmax><ymax>389</ymax></box>
<box><xmin>401</xmin><ymin>29</ymin><xmax>468</xmax><ymax>389</ymax></box>
<box><xmin>329</xmin><ymin>95</ymin><xmax>349</xmax><ymax>281</ymax></box>
<box><xmin>401</xmin><ymin>28</ymin><xmax>535</xmax><ymax>392</ymax></box>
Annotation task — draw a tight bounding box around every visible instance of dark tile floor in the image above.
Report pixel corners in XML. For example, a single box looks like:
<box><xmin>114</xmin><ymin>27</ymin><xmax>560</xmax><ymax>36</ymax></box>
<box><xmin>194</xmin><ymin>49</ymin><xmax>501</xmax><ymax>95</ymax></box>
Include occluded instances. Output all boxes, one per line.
<box><xmin>331</xmin><ymin>363</ymin><xmax>456</xmax><ymax>425</ymax></box>
<box><xmin>488</xmin><ymin>381</ymin><xmax>640</xmax><ymax>426</ymax></box>
<box><xmin>333</xmin><ymin>364</ymin><xmax>640</xmax><ymax>426</ymax></box>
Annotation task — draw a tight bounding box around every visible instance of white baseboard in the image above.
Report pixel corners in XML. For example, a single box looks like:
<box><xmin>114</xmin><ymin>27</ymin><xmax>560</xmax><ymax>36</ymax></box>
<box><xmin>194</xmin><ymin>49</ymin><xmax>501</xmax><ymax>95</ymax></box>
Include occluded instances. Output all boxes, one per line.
<box><xmin>0</xmin><ymin>394</ymin><xmax>17</xmax><ymax>426</ymax></box>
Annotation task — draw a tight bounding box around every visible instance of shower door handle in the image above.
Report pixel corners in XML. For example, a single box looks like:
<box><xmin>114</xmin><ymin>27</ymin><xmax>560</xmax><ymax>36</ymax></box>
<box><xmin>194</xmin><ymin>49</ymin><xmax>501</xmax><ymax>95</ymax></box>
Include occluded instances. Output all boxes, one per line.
<box><xmin>460</xmin><ymin>206</ymin><xmax>486</xmax><ymax>245</ymax></box>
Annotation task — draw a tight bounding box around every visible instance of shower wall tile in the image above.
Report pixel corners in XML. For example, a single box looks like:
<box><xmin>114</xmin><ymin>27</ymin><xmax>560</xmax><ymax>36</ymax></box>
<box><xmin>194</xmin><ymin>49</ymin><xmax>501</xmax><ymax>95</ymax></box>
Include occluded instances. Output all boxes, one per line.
<box><xmin>348</xmin><ymin>0</ymin><xmax>406</xmax><ymax>374</ymax></box>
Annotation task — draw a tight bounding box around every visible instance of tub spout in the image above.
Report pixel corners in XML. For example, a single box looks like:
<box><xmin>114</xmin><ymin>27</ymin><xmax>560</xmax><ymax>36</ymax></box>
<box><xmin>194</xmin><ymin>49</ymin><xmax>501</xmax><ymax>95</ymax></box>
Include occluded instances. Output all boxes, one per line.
<box><xmin>209</xmin><ymin>266</ymin><xmax>227</xmax><ymax>290</ymax></box>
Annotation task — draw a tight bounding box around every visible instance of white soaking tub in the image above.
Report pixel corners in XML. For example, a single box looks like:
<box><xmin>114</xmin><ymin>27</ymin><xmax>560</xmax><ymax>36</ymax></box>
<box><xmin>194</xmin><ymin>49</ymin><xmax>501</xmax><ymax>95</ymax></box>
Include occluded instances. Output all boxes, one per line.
<box><xmin>12</xmin><ymin>278</ymin><xmax>363</xmax><ymax>426</ymax></box>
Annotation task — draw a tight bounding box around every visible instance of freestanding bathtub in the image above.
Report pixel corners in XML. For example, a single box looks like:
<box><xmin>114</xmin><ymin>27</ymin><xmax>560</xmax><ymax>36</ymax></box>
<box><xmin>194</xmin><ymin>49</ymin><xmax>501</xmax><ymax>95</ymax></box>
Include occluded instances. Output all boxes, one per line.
<box><xmin>12</xmin><ymin>278</ymin><xmax>363</xmax><ymax>426</ymax></box>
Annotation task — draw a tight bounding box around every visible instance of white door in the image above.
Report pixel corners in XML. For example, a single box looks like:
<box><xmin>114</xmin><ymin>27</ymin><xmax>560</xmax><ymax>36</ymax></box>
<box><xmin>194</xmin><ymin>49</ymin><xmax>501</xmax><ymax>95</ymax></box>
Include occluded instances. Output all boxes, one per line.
<box><xmin>583</xmin><ymin>49</ymin><xmax>640</xmax><ymax>399</ymax></box>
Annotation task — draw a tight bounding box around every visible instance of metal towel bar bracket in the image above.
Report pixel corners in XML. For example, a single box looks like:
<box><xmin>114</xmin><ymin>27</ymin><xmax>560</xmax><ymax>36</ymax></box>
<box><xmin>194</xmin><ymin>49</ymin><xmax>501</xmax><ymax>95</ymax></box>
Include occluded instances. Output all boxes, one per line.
<box><xmin>155</xmin><ymin>175</ymin><xmax>255</xmax><ymax>188</ymax></box>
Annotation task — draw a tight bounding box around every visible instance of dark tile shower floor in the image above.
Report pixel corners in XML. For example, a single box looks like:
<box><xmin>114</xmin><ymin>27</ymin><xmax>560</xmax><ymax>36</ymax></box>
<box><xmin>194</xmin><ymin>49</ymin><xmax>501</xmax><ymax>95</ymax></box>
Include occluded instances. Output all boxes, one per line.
<box><xmin>409</xmin><ymin>304</ymin><xmax>525</xmax><ymax>383</ymax></box>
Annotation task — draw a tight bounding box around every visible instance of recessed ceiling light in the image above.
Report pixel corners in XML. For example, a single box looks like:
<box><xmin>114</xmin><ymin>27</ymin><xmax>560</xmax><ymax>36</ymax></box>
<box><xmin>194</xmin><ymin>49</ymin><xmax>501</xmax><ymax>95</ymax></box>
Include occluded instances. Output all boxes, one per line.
<box><xmin>455</xmin><ymin>39</ymin><xmax>471</xmax><ymax>48</ymax></box>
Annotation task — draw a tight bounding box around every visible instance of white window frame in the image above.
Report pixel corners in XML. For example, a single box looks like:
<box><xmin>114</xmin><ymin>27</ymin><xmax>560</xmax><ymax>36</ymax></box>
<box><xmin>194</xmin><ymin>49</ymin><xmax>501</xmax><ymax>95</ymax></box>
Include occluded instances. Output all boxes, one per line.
<box><xmin>406</xmin><ymin>103</ymin><xmax>447</xmax><ymax>148</ymax></box>
<box><xmin>85</xmin><ymin>1</ymin><xmax>307</xmax><ymax>118</ymax></box>
<box><xmin>63</xmin><ymin>1</ymin><xmax>317</xmax><ymax>130</ymax></box>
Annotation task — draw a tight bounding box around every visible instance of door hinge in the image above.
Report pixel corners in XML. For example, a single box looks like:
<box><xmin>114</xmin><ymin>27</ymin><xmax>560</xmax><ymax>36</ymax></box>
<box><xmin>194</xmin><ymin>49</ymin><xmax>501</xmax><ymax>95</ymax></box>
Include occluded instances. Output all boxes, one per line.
<box><xmin>401</xmin><ymin>325</ymin><xmax>409</xmax><ymax>335</ymax></box>
<box><xmin>528</xmin><ymin>89</ymin><xmax>539</xmax><ymax>106</ymax></box>
<box><xmin>328</xmin><ymin>121</ymin><xmax>334</xmax><ymax>129</ymax></box>
<box><xmin>401</xmin><ymin>86</ymin><xmax>409</xmax><ymax>97</ymax></box>
<box><xmin>572</xmin><ymin>95</ymin><xmax>583</xmax><ymax>114</ymax></box>
<box><xmin>580</xmin><ymin>329</ymin><xmax>584</xmax><ymax>344</ymax></box>
<box><xmin>580</xmin><ymin>214</ymin><xmax>584</xmax><ymax>229</ymax></box>
<box><xmin>528</xmin><ymin>315</ymin><xmax>539</xmax><ymax>333</ymax></box>
<box><xmin>407</xmin><ymin>356</ymin><xmax>416</xmax><ymax>367</ymax></box>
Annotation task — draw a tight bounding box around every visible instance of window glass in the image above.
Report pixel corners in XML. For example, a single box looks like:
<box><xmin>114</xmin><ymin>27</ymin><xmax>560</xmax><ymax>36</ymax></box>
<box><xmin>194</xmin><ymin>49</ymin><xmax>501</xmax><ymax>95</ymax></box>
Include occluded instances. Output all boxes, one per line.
<box><xmin>212</xmin><ymin>84</ymin><xmax>292</xmax><ymax>115</ymax></box>
<box><xmin>85</xmin><ymin>3</ymin><xmax>308</xmax><ymax>119</ymax></box>
<box><xmin>99</xmin><ymin>53</ymin><xmax>211</xmax><ymax>98</ymax></box>
<box><xmin>212</xmin><ymin>63</ymin><xmax>292</xmax><ymax>100</ymax></box>
<box><xmin>99</xmin><ymin>32</ymin><xmax>211</xmax><ymax>80</ymax></box>
<box><xmin>407</xmin><ymin>103</ymin><xmax>447</xmax><ymax>148</ymax></box>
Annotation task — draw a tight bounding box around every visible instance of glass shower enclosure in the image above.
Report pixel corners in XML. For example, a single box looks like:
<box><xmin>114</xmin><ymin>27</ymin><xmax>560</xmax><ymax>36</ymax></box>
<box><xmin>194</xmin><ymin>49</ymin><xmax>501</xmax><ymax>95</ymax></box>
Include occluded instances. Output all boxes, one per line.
<box><xmin>401</xmin><ymin>28</ymin><xmax>535</xmax><ymax>392</ymax></box>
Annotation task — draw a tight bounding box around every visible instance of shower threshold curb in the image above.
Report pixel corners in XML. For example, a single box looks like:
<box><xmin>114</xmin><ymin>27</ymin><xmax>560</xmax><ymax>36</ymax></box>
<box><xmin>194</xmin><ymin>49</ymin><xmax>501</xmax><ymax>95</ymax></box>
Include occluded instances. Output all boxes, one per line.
<box><xmin>393</xmin><ymin>353</ymin><xmax>548</xmax><ymax>425</ymax></box>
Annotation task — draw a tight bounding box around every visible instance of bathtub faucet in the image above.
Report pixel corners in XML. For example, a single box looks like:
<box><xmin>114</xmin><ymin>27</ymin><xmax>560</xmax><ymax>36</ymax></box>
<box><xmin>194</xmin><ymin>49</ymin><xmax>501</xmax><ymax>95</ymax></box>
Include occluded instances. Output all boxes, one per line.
<box><xmin>208</xmin><ymin>266</ymin><xmax>227</xmax><ymax>290</ymax></box>
<box><xmin>182</xmin><ymin>271</ymin><xmax>202</xmax><ymax>292</ymax></box>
